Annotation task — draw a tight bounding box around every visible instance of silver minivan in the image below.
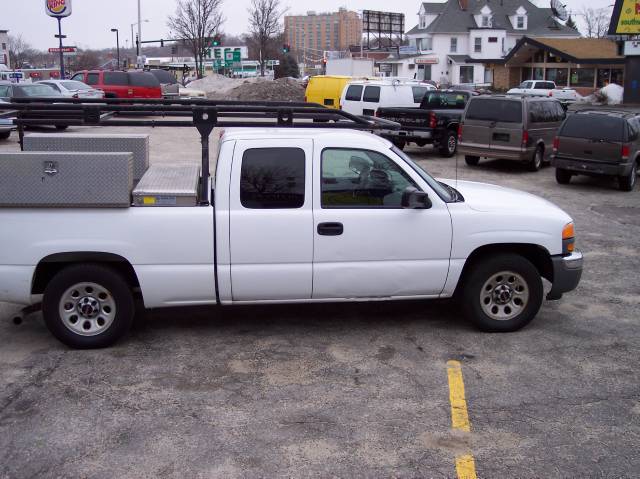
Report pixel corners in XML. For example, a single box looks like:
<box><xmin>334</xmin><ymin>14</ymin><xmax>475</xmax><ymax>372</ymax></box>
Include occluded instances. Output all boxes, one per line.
<box><xmin>458</xmin><ymin>95</ymin><xmax>566</xmax><ymax>171</ymax></box>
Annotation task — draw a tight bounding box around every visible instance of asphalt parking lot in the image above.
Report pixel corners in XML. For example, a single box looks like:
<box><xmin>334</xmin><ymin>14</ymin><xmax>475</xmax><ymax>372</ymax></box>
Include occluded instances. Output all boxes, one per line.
<box><xmin>1</xmin><ymin>125</ymin><xmax>639</xmax><ymax>478</ymax></box>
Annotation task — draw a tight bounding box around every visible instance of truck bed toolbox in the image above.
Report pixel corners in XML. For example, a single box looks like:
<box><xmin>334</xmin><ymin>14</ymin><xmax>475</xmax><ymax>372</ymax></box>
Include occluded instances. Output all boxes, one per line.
<box><xmin>23</xmin><ymin>133</ymin><xmax>150</xmax><ymax>182</ymax></box>
<box><xmin>132</xmin><ymin>164</ymin><xmax>200</xmax><ymax>207</ymax></box>
<box><xmin>0</xmin><ymin>152</ymin><xmax>133</xmax><ymax>208</ymax></box>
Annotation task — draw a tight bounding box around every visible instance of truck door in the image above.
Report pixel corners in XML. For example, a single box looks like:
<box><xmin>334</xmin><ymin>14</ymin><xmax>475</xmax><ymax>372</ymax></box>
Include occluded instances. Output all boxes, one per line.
<box><xmin>229</xmin><ymin>139</ymin><xmax>314</xmax><ymax>301</ymax></box>
<box><xmin>312</xmin><ymin>145</ymin><xmax>452</xmax><ymax>299</ymax></box>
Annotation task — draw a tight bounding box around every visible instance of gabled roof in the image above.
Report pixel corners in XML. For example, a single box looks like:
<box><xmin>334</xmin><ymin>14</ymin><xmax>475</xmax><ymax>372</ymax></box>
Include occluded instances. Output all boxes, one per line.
<box><xmin>407</xmin><ymin>0</ymin><xmax>579</xmax><ymax>36</ymax></box>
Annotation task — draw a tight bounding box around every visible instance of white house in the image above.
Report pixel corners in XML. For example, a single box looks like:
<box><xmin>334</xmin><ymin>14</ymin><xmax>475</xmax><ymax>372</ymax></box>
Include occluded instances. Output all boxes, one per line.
<box><xmin>400</xmin><ymin>0</ymin><xmax>580</xmax><ymax>85</ymax></box>
<box><xmin>0</xmin><ymin>30</ymin><xmax>9</xmax><ymax>69</ymax></box>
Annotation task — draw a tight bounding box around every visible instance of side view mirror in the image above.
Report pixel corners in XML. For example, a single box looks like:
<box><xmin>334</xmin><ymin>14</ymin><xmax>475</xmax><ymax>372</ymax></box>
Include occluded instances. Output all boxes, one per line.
<box><xmin>402</xmin><ymin>187</ymin><xmax>432</xmax><ymax>209</ymax></box>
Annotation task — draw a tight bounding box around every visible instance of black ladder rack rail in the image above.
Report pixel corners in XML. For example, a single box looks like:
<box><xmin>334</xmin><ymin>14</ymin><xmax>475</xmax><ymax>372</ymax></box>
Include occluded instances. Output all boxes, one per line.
<box><xmin>0</xmin><ymin>98</ymin><xmax>401</xmax><ymax>205</ymax></box>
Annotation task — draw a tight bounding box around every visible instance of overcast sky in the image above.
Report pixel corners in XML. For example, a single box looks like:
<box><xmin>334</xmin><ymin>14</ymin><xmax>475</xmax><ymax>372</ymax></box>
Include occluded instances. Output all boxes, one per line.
<box><xmin>4</xmin><ymin>0</ymin><xmax>611</xmax><ymax>51</ymax></box>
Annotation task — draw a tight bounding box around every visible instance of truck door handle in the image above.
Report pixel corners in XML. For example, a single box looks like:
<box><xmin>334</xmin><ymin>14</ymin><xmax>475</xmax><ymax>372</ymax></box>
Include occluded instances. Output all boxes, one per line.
<box><xmin>317</xmin><ymin>222</ymin><xmax>343</xmax><ymax>236</ymax></box>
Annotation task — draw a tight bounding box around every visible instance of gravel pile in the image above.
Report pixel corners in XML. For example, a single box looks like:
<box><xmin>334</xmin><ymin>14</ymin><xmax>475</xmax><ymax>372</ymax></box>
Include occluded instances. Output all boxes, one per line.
<box><xmin>226</xmin><ymin>77</ymin><xmax>305</xmax><ymax>102</ymax></box>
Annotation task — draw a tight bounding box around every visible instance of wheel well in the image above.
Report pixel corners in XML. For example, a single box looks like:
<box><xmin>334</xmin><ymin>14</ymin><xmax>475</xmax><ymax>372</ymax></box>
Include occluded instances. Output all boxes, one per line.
<box><xmin>32</xmin><ymin>252</ymin><xmax>140</xmax><ymax>295</ymax></box>
<box><xmin>455</xmin><ymin>243</ymin><xmax>553</xmax><ymax>294</ymax></box>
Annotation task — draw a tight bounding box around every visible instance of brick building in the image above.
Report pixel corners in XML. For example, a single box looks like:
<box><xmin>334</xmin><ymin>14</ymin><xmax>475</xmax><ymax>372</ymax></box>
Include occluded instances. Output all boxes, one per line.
<box><xmin>284</xmin><ymin>9</ymin><xmax>362</xmax><ymax>56</ymax></box>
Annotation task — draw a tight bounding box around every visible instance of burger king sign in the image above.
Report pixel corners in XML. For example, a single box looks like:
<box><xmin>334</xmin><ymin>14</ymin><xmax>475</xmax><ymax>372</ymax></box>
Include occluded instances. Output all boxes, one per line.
<box><xmin>45</xmin><ymin>0</ymin><xmax>72</xmax><ymax>18</ymax></box>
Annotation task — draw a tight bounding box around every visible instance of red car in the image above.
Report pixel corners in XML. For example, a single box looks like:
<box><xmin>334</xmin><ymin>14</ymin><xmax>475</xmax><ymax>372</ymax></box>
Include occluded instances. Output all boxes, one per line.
<box><xmin>70</xmin><ymin>70</ymin><xmax>162</xmax><ymax>99</ymax></box>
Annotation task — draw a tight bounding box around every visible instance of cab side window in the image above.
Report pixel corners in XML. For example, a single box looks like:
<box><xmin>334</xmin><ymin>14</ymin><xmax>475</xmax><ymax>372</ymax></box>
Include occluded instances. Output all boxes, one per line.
<box><xmin>71</xmin><ymin>73</ymin><xmax>84</xmax><ymax>82</ymax></box>
<box><xmin>321</xmin><ymin>148</ymin><xmax>418</xmax><ymax>208</ymax></box>
<box><xmin>86</xmin><ymin>73</ymin><xmax>99</xmax><ymax>85</ymax></box>
<box><xmin>240</xmin><ymin>148</ymin><xmax>305</xmax><ymax>209</ymax></box>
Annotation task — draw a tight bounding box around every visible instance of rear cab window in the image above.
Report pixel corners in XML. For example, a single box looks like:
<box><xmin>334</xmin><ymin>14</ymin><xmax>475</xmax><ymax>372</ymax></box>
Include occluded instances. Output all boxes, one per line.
<box><xmin>422</xmin><ymin>92</ymin><xmax>468</xmax><ymax>109</ymax></box>
<box><xmin>560</xmin><ymin>114</ymin><xmax>625</xmax><ymax>142</ymax></box>
<box><xmin>412</xmin><ymin>86</ymin><xmax>429</xmax><ymax>103</ymax></box>
<box><xmin>240</xmin><ymin>148</ymin><xmax>305</xmax><ymax>209</ymax></box>
<box><xmin>465</xmin><ymin>98</ymin><xmax>523</xmax><ymax>123</ymax></box>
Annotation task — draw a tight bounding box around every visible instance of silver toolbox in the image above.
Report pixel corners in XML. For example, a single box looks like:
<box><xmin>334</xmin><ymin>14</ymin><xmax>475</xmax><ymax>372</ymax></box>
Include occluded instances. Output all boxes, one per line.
<box><xmin>23</xmin><ymin>133</ymin><xmax>150</xmax><ymax>182</ymax></box>
<box><xmin>0</xmin><ymin>152</ymin><xmax>133</xmax><ymax>208</ymax></box>
<box><xmin>133</xmin><ymin>164</ymin><xmax>200</xmax><ymax>207</ymax></box>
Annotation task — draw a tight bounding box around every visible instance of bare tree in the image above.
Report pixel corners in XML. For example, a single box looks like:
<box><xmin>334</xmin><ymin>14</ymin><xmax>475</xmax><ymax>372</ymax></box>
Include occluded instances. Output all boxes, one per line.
<box><xmin>8</xmin><ymin>34</ymin><xmax>37</xmax><ymax>69</ymax></box>
<box><xmin>167</xmin><ymin>0</ymin><xmax>225</xmax><ymax>79</ymax></box>
<box><xmin>580</xmin><ymin>7</ymin><xmax>611</xmax><ymax>38</ymax></box>
<box><xmin>248</xmin><ymin>0</ymin><xmax>284</xmax><ymax>76</ymax></box>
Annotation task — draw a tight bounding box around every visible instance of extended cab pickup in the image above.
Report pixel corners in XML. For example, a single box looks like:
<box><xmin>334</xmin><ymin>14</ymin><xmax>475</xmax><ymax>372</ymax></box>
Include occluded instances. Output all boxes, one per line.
<box><xmin>0</xmin><ymin>124</ymin><xmax>583</xmax><ymax>349</ymax></box>
<box><xmin>376</xmin><ymin>90</ymin><xmax>472</xmax><ymax>157</ymax></box>
<box><xmin>507</xmin><ymin>80</ymin><xmax>579</xmax><ymax>102</ymax></box>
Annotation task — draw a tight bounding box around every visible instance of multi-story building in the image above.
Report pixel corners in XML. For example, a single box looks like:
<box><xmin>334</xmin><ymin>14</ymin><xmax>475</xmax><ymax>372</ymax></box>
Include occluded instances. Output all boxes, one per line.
<box><xmin>284</xmin><ymin>8</ymin><xmax>362</xmax><ymax>57</ymax></box>
<box><xmin>392</xmin><ymin>0</ymin><xmax>579</xmax><ymax>85</ymax></box>
<box><xmin>0</xmin><ymin>30</ymin><xmax>9</xmax><ymax>68</ymax></box>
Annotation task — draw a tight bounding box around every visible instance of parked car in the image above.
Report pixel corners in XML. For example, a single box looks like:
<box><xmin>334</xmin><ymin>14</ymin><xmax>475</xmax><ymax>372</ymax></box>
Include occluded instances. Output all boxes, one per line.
<box><xmin>508</xmin><ymin>80</ymin><xmax>556</xmax><ymax>96</ymax></box>
<box><xmin>70</xmin><ymin>70</ymin><xmax>162</xmax><ymax>99</ymax></box>
<box><xmin>376</xmin><ymin>90</ymin><xmax>473</xmax><ymax>156</ymax></box>
<box><xmin>458</xmin><ymin>95</ymin><xmax>566</xmax><ymax>171</ymax></box>
<box><xmin>340</xmin><ymin>79</ymin><xmax>436</xmax><ymax>116</ymax></box>
<box><xmin>0</xmin><ymin>107</ymin><xmax>583</xmax><ymax>348</ymax></box>
<box><xmin>305</xmin><ymin>75</ymin><xmax>353</xmax><ymax>109</ymax></box>
<box><xmin>0</xmin><ymin>81</ymin><xmax>73</xmax><ymax>130</ymax></box>
<box><xmin>38</xmin><ymin>79</ymin><xmax>105</xmax><ymax>99</ymax></box>
<box><xmin>148</xmin><ymin>69</ymin><xmax>180</xmax><ymax>98</ymax></box>
<box><xmin>552</xmin><ymin>109</ymin><xmax>639</xmax><ymax>191</ymax></box>
<box><xmin>0</xmin><ymin>99</ymin><xmax>13</xmax><ymax>140</ymax></box>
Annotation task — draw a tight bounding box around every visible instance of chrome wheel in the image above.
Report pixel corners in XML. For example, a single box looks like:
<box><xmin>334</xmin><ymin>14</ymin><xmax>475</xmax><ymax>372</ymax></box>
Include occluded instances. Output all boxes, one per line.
<box><xmin>59</xmin><ymin>282</ymin><xmax>117</xmax><ymax>336</ymax></box>
<box><xmin>480</xmin><ymin>271</ymin><xmax>529</xmax><ymax>321</ymax></box>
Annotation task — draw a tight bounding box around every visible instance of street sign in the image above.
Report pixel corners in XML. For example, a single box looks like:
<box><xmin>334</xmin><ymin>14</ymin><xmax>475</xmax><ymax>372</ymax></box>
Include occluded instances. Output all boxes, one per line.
<box><xmin>48</xmin><ymin>46</ymin><xmax>76</xmax><ymax>53</ymax></box>
<box><xmin>379</xmin><ymin>63</ymin><xmax>393</xmax><ymax>73</ymax></box>
<box><xmin>45</xmin><ymin>0</ymin><xmax>72</xmax><ymax>18</ymax></box>
<box><xmin>609</xmin><ymin>0</ymin><xmax>640</xmax><ymax>35</ymax></box>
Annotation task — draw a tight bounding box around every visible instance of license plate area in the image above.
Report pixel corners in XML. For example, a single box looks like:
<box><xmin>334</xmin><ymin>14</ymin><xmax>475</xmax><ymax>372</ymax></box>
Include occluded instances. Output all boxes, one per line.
<box><xmin>493</xmin><ymin>132</ymin><xmax>510</xmax><ymax>142</ymax></box>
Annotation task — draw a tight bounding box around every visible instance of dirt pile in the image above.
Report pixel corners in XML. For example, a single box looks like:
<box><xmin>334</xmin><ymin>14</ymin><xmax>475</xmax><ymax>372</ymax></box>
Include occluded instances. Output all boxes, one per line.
<box><xmin>226</xmin><ymin>77</ymin><xmax>305</xmax><ymax>102</ymax></box>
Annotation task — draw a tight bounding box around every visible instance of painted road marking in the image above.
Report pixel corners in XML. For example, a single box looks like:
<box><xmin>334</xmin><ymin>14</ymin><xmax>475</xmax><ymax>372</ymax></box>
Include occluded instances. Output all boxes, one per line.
<box><xmin>447</xmin><ymin>360</ymin><xmax>478</xmax><ymax>479</ymax></box>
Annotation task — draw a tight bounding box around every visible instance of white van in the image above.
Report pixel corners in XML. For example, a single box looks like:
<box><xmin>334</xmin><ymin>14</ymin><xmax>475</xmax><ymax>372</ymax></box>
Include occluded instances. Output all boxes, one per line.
<box><xmin>340</xmin><ymin>79</ymin><xmax>436</xmax><ymax>116</ymax></box>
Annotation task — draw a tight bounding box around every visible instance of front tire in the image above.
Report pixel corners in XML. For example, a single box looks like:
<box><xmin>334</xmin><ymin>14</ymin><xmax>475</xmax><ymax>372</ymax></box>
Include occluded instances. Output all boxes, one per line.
<box><xmin>461</xmin><ymin>254</ymin><xmax>543</xmax><ymax>332</ymax></box>
<box><xmin>618</xmin><ymin>161</ymin><xmax>637</xmax><ymax>191</ymax></box>
<box><xmin>43</xmin><ymin>264</ymin><xmax>135</xmax><ymax>349</ymax></box>
<box><xmin>439</xmin><ymin>130</ymin><xmax>457</xmax><ymax>158</ymax></box>
<box><xmin>392</xmin><ymin>139</ymin><xmax>406</xmax><ymax>150</ymax></box>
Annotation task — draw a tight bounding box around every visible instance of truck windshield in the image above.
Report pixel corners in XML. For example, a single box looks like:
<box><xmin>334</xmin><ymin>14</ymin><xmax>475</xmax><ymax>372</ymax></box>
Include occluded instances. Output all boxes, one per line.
<box><xmin>391</xmin><ymin>146</ymin><xmax>453</xmax><ymax>202</ymax></box>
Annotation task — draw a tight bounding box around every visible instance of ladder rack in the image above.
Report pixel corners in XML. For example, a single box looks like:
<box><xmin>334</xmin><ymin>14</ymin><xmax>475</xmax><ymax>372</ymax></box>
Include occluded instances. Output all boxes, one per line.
<box><xmin>0</xmin><ymin>98</ymin><xmax>400</xmax><ymax>205</ymax></box>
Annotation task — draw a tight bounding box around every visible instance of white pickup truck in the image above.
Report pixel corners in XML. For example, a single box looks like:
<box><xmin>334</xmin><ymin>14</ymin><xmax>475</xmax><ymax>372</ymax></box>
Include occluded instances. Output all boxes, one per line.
<box><xmin>507</xmin><ymin>80</ymin><xmax>579</xmax><ymax>102</ymax></box>
<box><xmin>0</xmin><ymin>101</ymin><xmax>583</xmax><ymax>348</ymax></box>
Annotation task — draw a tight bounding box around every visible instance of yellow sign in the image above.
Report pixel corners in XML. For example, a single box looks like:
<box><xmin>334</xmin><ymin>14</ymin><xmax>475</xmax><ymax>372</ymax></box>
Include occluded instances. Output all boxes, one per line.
<box><xmin>611</xmin><ymin>0</ymin><xmax>640</xmax><ymax>34</ymax></box>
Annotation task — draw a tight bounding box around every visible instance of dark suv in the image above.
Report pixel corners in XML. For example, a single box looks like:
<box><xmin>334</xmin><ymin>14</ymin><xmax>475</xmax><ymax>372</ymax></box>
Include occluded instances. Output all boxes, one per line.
<box><xmin>551</xmin><ymin>110</ymin><xmax>639</xmax><ymax>191</ymax></box>
<box><xmin>70</xmin><ymin>70</ymin><xmax>162</xmax><ymax>99</ymax></box>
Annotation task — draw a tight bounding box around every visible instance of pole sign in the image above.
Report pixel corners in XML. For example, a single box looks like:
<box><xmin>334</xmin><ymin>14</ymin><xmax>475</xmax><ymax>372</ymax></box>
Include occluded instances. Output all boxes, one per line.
<box><xmin>45</xmin><ymin>0</ymin><xmax>72</xmax><ymax>18</ymax></box>
<box><xmin>48</xmin><ymin>46</ymin><xmax>76</xmax><ymax>53</ymax></box>
<box><xmin>609</xmin><ymin>0</ymin><xmax>640</xmax><ymax>35</ymax></box>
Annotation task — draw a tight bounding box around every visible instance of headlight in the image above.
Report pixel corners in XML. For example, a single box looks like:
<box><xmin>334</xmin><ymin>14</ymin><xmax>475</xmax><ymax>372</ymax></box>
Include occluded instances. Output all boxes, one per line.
<box><xmin>562</xmin><ymin>222</ymin><xmax>575</xmax><ymax>255</ymax></box>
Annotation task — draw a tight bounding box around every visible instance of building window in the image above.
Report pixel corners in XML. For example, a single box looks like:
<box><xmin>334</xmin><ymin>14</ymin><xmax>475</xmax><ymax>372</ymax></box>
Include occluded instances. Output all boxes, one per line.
<box><xmin>450</xmin><ymin>37</ymin><xmax>457</xmax><ymax>53</ymax></box>
<box><xmin>570</xmin><ymin>68</ymin><xmax>595</xmax><ymax>87</ymax></box>
<box><xmin>546</xmin><ymin>68</ymin><xmax>569</xmax><ymax>86</ymax></box>
<box><xmin>1</xmin><ymin>43</ymin><xmax>5</xmax><ymax>50</ymax></box>
<box><xmin>420</xmin><ymin>38</ymin><xmax>433</xmax><ymax>51</ymax></box>
<box><xmin>484</xmin><ymin>69</ymin><xmax>493</xmax><ymax>83</ymax></box>
<box><xmin>488</xmin><ymin>37</ymin><xmax>498</xmax><ymax>43</ymax></box>
<box><xmin>474</xmin><ymin>38</ymin><xmax>482</xmax><ymax>53</ymax></box>
<box><xmin>516</xmin><ymin>16</ymin><xmax>525</xmax><ymax>28</ymax></box>
<box><xmin>482</xmin><ymin>15</ymin><xmax>491</xmax><ymax>27</ymax></box>
<box><xmin>460</xmin><ymin>65</ymin><xmax>474</xmax><ymax>84</ymax></box>
<box><xmin>420</xmin><ymin>15</ymin><xmax>427</xmax><ymax>29</ymax></box>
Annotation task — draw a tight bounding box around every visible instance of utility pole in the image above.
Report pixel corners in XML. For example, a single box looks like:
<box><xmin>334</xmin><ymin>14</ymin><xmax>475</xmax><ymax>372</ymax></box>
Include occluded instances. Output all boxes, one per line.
<box><xmin>55</xmin><ymin>18</ymin><xmax>66</xmax><ymax>78</ymax></box>
<box><xmin>137</xmin><ymin>0</ymin><xmax>142</xmax><ymax>66</ymax></box>
<box><xmin>111</xmin><ymin>29</ymin><xmax>120</xmax><ymax>69</ymax></box>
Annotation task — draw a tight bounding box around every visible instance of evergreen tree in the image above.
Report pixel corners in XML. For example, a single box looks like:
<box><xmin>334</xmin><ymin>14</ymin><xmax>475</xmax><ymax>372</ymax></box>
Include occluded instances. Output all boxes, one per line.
<box><xmin>565</xmin><ymin>14</ymin><xmax>578</xmax><ymax>30</ymax></box>
<box><xmin>275</xmin><ymin>55</ymin><xmax>299</xmax><ymax>79</ymax></box>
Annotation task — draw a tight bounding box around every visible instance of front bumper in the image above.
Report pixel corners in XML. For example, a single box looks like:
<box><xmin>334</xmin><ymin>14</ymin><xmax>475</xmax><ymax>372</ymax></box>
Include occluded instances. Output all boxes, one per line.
<box><xmin>552</xmin><ymin>156</ymin><xmax>631</xmax><ymax>177</ymax></box>
<box><xmin>547</xmin><ymin>250</ymin><xmax>583</xmax><ymax>300</ymax></box>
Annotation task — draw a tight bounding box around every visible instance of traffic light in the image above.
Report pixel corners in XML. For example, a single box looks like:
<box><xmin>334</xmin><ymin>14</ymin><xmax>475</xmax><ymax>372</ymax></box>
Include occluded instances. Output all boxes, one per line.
<box><xmin>212</xmin><ymin>35</ymin><xmax>221</xmax><ymax>47</ymax></box>
<box><xmin>282</xmin><ymin>43</ymin><xmax>290</xmax><ymax>54</ymax></box>
<box><xmin>160</xmin><ymin>39</ymin><xmax>164</xmax><ymax>47</ymax></box>
<box><xmin>171</xmin><ymin>45</ymin><xmax>178</xmax><ymax>55</ymax></box>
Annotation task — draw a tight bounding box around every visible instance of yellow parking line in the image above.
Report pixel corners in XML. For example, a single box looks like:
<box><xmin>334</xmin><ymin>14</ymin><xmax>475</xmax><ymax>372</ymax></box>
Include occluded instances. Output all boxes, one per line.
<box><xmin>447</xmin><ymin>360</ymin><xmax>477</xmax><ymax>479</ymax></box>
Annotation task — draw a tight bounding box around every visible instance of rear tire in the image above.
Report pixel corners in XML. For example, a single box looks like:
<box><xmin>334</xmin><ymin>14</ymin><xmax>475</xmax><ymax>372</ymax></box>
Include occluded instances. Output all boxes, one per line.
<box><xmin>618</xmin><ymin>161</ymin><xmax>637</xmax><ymax>192</ymax></box>
<box><xmin>528</xmin><ymin>146</ymin><xmax>543</xmax><ymax>172</ymax></box>
<box><xmin>42</xmin><ymin>264</ymin><xmax>135</xmax><ymax>349</ymax></box>
<box><xmin>439</xmin><ymin>130</ymin><xmax>458</xmax><ymax>158</ymax></box>
<box><xmin>465</xmin><ymin>155</ymin><xmax>480</xmax><ymax>166</ymax></box>
<box><xmin>461</xmin><ymin>254</ymin><xmax>543</xmax><ymax>332</ymax></box>
<box><xmin>0</xmin><ymin>131</ymin><xmax>10</xmax><ymax>140</ymax></box>
<box><xmin>555</xmin><ymin>168</ymin><xmax>572</xmax><ymax>185</ymax></box>
<box><xmin>55</xmin><ymin>125</ymin><xmax>68</xmax><ymax>131</ymax></box>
